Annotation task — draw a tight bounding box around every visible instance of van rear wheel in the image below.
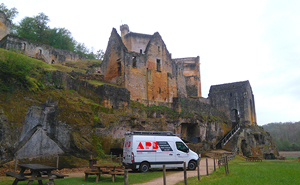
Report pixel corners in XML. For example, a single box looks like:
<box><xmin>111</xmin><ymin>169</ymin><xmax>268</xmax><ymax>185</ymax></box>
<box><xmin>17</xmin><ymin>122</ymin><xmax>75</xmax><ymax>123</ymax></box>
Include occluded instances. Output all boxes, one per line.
<box><xmin>139</xmin><ymin>162</ymin><xmax>150</xmax><ymax>172</ymax></box>
<box><xmin>188</xmin><ymin>161</ymin><xmax>197</xmax><ymax>170</ymax></box>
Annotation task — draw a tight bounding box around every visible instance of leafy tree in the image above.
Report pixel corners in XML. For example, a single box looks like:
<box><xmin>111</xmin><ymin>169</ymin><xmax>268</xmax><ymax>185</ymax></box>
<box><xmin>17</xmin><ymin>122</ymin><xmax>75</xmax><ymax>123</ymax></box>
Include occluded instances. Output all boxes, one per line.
<box><xmin>0</xmin><ymin>3</ymin><xmax>18</xmax><ymax>22</ymax></box>
<box><xmin>15</xmin><ymin>17</ymin><xmax>38</xmax><ymax>41</ymax></box>
<box><xmin>48</xmin><ymin>27</ymin><xmax>76</xmax><ymax>51</ymax></box>
<box><xmin>13</xmin><ymin>11</ymin><xmax>103</xmax><ymax>60</ymax></box>
<box><xmin>34</xmin><ymin>12</ymin><xmax>50</xmax><ymax>43</ymax></box>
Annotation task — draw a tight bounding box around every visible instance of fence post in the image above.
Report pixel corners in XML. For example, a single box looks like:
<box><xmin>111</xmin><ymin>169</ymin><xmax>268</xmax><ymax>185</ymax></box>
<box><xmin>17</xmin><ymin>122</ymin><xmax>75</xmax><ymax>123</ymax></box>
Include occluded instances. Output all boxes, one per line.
<box><xmin>197</xmin><ymin>157</ymin><xmax>200</xmax><ymax>181</ymax></box>
<box><xmin>124</xmin><ymin>169</ymin><xmax>128</xmax><ymax>185</ymax></box>
<box><xmin>56</xmin><ymin>154</ymin><xmax>59</xmax><ymax>169</ymax></box>
<box><xmin>226</xmin><ymin>156</ymin><xmax>229</xmax><ymax>174</ymax></box>
<box><xmin>184</xmin><ymin>162</ymin><xmax>187</xmax><ymax>185</ymax></box>
<box><xmin>14</xmin><ymin>155</ymin><xmax>17</xmax><ymax>171</ymax></box>
<box><xmin>163</xmin><ymin>165</ymin><xmax>166</xmax><ymax>185</ymax></box>
<box><xmin>119</xmin><ymin>154</ymin><xmax>121</xmax><ymax>165</ymax></box>
<box><xmin>213</xmin><ymin>157</ymin><xmax>216</xmax><ymax>171</ymax></box>
<box><xmin>206</xmin><ymin>158</ymin><xmax>209</xmax><ymax>176</ymax></box>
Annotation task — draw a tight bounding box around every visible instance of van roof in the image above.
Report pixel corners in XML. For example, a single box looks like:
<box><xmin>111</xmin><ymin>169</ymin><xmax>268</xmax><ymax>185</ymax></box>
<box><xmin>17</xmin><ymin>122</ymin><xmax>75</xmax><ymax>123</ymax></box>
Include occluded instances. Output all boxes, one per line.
<box><xmin>125</xmin><ymin>131</ymin><xmax>175</xmax><ymax>136</ymax></box>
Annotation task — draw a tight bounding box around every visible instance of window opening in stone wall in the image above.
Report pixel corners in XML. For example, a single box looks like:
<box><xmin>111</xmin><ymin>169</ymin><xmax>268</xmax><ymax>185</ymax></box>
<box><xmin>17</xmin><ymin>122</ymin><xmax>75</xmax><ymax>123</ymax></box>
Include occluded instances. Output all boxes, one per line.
<box><xmin>158</xmin><ymin>46</ymin><xmax>160</xmax><ymax>52</ymax></box>
<box><xmin>159</xmin><ymin>87</ymin><xmax>161</xmax><ymax>94</ymax></box>
<box><xmin>117</xmin><ymin>61</ymin><xmax>121</xmax><ymax>76</ymax></box>
<box><xmin>190</xmin><ymin>64</ymin><xmax>195</xmax><ymax>70</ymax></box>
<box><xmin>51</xmin><ymin>60</ymin><xmax>55</xmax><ymax>64</ymax></box>
<box><xmin>140</xmin><ymin>49</ymin><xmax>142</xmax><ymax>54</ymax></box>
<box><xmin>38</xmin><ymin>49</ymin><xmax>42</xmax><ymax>55</ymax></box>
<box><xmin>22</xmin><ymin>43</ymin><xmax>26</xmax><ymax>51</ymax></box>
<box><xmin>132</xmin><ymin>56</ymin><xmax>137</xmax><ymax>68</ymax></box>
<box><xmin>156</xmin><ymin>59</ymin><xmax>161</xmax><ymax>72</ymax></box>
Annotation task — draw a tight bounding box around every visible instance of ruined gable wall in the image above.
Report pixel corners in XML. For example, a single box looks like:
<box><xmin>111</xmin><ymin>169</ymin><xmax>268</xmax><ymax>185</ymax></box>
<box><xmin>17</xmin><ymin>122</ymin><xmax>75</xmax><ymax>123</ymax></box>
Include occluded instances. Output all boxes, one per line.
<box><xmin>173</xmin><ymin>59</ymin><xmax>187</xmax><ymax>97</ymax></box>
<box><xmin>208</xmin><ymin>81</ymin><xmax>257</xmax><ymax>126</ymax></box>
<box><xmin>102</xmin><ymin>29</ymin><xmax>127</xmax><ymax>86</ymax></box>
<box><xmin>0</xmin><ymin>35</ymin><xmax>83</xmax><ymax>64</ymax></box>
<box><xmin>0</xmin><ymin>12</ymin><xmax>10</xmax><ymax>40</ymax></box>
<box><xmin>174</xmin><ymin>57</ymin><xmax>201</xmax><ymax>97</ymax></box>
<box><xmin>123</xmin><ymin>32</ymin><xmax>152</xmax><ymax>53</ymax></box>
<box><xmin>123</xmin><ymin>52</ymin><xmax>148</xmax><ymax>102</ymax></box>
<box><xmin>145</xmin><ymin>33</ymin><xmax>177</xmax><ymax>104</ymax></box>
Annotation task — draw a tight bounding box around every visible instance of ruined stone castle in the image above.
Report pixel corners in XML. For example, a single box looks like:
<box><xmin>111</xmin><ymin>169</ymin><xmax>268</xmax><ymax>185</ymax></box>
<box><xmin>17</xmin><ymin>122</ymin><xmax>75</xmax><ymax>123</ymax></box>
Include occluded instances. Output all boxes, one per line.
<box><xmin>101</xmin><ymin>25</ymin><xmax>201</xmax><ymax>106</ymax></box>
<box><xmin>1</xmin><ymin>12</ymin><xmax>277</xmax><ymax>164</ymax></box>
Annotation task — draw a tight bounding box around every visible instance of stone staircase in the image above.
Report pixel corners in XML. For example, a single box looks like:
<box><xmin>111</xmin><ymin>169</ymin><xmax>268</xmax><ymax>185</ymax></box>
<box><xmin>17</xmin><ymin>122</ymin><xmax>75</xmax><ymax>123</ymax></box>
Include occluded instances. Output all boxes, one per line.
<box><xmin>215</xmin><ymin>122</ymin><xmax>241</xmax><ymax>149</ymax></box>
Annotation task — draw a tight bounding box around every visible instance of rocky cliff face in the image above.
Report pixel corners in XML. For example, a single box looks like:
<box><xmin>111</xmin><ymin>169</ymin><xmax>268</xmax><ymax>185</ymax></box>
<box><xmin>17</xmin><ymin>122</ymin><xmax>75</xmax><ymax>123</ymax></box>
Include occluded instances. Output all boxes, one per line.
<box><xmin>237</xmin><ymin>126</ymin><xmax>279</xmax><ymax>159</ymax></box>
<box><xmin>0</xmin><ymin>70</ymin><xmax>279</xmax><ymax>166</ymax></box>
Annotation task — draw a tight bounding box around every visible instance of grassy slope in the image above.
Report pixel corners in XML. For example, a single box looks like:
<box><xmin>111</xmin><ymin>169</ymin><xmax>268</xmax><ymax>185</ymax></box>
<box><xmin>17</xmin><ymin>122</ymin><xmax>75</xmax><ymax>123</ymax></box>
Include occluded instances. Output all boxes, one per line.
<box><xmin>177</xmin><ymin>156</ymin><xmax>300</xmax><ymax>185</ymax></box>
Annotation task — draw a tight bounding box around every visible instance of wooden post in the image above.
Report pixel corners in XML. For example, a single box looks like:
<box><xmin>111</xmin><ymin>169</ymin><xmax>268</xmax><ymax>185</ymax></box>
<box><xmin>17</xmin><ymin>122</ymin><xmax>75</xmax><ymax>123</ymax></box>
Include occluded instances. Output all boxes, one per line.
<box><xmin>119</xmin><ymin>154</ymin><xmax>121</xmax><ymax>165</ymax></box>
<box><xmin>226</xmin><ymin>156</ymin><xmax>229</xmax><ymax>174</ymax></box>
<box><xmin>213</xmin><ymin>157</ymin><xmax>216</xmax><ymax>171</ymax></box>
<box><xmin>197</xmin><ymin>158</ymin><xmax>200</xmax><ymax>181</ymax></box>
<box><xmin>124</xmin><ymin>169</ymin><xmax>128</xmax><ymax>185</ymax></box>
<box><xmin>111</xmin><ymin>152</ymin><xmax>112</xmax><ymax>162</ymax></box>
<box><xmin>163</xmin><ymin>165</ymin><xmax>166</xmax><ymax>185</ymax></box>
<box><xmin>56</xmin><ymin>155</ymin><xmax>59</xmax><ymax>169</ymax></box>
<box><xmin>184</xmin><ymin>162</ymin><xmax>187</xmax><ymax>185</ymax></box>
<box><xmin>14</xmin><ymin>155</ymin><xmax>17</xmax><ymax>171</ymax></box>
<box><xmin>206</xmin><ymin>158</ymin><xmax>209</xmax><ymax>176</ymax></box>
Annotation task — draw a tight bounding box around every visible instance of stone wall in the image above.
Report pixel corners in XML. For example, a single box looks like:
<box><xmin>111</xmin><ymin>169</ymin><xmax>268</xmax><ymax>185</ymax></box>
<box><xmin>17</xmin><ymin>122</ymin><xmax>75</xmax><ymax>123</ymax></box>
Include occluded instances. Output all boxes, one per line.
<box><xmin>46</xmin><ymin>70</ymin><xmax>130</xmax><ymax>109</ymax></box>
<box><xmin>0</xmin><ymin>11</ymin><xmax>10</xmax><ymax>40</ymax></box>
<box><xmin>0</xmin><ymin>35</ymin><xmax>83</xmax><ymax>64</ymax></box>
<box><xmin>173</xmin><ymin>57</ymin><xmax>201</xmax><ymax>97</ymax></box>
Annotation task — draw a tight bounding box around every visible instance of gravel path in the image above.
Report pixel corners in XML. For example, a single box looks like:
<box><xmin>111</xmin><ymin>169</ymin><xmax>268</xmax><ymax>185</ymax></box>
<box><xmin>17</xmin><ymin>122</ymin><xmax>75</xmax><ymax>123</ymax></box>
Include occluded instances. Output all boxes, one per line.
<box><xmin>134</xmin><ymin>158</ymin><xmax>215</xmax><ymax>185</ymax></box>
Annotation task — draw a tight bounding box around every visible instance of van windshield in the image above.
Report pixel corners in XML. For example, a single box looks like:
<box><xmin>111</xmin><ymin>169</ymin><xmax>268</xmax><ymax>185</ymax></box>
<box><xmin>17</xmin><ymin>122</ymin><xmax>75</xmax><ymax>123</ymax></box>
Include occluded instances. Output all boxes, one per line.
<box><xmin>176</xmin><ymin>142</ymin><xmax>189</xmax><ymax>153</ymax></box>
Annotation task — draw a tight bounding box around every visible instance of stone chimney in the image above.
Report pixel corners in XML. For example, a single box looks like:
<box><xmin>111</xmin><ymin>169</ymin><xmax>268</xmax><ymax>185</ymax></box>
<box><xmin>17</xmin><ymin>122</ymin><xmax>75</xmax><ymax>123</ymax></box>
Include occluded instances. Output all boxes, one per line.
<box><xmin>120</xmin><ymin>24</ymin><xmax>129</xmax><ymax>37</ymax></box>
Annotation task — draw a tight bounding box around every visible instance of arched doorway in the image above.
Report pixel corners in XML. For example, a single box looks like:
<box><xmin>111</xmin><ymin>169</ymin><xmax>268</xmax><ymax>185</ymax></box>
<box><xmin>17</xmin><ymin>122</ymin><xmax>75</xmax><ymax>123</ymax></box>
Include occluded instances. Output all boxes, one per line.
<box><xmin>230</xmin><ymin>109</ymin><xmax>240</xmax><ymax>127</ymax></box>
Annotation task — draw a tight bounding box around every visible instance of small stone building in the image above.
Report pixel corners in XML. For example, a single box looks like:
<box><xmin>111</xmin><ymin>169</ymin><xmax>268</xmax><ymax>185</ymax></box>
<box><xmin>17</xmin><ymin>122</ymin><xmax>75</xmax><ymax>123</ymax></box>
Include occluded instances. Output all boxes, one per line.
<box><xmin>208</xmin><ymin>80</ymin><xmax>257</xmax><ymax>127</ymax></box>
<box><xmin>101</xmin><ymin>24</ymin><xmax>201</xmax><ymax>105</ymax></box>
<box><xmin>0</xmin><ymin>35</ymin><xmax>83</xmax><ymax>64</ymax></box>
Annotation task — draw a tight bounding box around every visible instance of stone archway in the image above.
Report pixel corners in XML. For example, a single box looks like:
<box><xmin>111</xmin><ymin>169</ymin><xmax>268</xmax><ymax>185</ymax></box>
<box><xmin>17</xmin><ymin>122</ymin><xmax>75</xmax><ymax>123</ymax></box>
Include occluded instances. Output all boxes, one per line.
<box><xmin>180</xmin><ymin>123</ymin><xmax>199</xmax><ymax>143</ymax></box>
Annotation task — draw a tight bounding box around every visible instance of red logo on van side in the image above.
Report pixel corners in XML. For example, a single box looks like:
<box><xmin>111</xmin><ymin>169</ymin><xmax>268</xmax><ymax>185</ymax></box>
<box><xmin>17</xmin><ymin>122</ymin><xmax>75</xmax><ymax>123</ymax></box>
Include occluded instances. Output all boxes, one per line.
<box><xmin>137</xmin><ymin>142</ymin><xmax>159</xmax><ymax>149</ymax></box>
<box><xmin>125</xmin><ymin>141</ymin><xmax>131</xmax><ymax>147</ymax></box>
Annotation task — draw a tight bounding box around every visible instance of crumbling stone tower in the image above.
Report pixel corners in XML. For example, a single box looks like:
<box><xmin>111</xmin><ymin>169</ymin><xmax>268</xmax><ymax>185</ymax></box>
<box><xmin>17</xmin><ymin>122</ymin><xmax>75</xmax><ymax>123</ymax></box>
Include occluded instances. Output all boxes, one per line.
<box><xmin>0</xmin><ymin>11</ymin><xmax>11</xmax><ymax>40</ymax></box>
<box><xmin>101</xmin><ymin>24</ymin><xmax>201</xmax><ymax>105</ymax></box>
<box><xmin>208</xmin><ymin>80</ymin><xmax>257</xmax><ymax>127</ymax></box>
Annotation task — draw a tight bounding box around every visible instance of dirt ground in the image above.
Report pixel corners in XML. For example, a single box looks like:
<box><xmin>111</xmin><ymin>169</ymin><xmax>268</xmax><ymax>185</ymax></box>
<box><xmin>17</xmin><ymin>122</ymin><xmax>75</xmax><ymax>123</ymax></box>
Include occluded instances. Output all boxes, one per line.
<box><xmin>1</xmin><ymin>158</ymin><xmax>215</xmax><ymax>185</ymax></box>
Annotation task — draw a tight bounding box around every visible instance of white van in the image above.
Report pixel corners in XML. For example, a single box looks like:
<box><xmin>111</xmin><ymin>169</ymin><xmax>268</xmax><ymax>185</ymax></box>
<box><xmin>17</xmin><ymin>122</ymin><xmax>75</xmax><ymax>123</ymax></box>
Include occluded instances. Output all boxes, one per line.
<box><xmin>122</xmin><ymin>131</ymin><xmax>199</xmax><ymax>172</ymax></box>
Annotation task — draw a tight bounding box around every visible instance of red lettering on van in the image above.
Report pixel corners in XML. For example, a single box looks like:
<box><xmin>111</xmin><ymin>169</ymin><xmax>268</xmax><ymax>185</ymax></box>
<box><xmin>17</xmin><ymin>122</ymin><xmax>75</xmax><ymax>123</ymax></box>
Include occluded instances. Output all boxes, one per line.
<box><xmin>128</xmin><ymin>141</ymin><xmax>131</xmax><ymax>147</ymax></box>
<box><xmin>137</xmin><ymin>142</ymin><xmax>144</xmax><ymax>149</ymax></box>
<box><xmin>153</xmin><ymin>142</ymin><xmax>158</xmax><ymax>149</ymax></box>
<box><xmin>145</xmin><ymin>142</ymin><xmax>152</xmax><ymax>149</ymax></box>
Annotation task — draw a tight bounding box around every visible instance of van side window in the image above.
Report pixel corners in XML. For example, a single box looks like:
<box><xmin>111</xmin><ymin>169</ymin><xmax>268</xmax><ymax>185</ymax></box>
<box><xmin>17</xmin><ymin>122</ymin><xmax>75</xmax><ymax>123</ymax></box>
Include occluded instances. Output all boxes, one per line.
<box><xmin>176</xmin><ymin>142</ymin><xmax>189</xmax><ymax>153</ymax></box>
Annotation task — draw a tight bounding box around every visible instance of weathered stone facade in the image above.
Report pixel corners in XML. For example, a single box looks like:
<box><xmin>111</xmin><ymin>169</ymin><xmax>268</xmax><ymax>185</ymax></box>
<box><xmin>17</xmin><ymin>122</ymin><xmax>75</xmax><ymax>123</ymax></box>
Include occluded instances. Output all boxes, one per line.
<box><xmin>208</xmin><ymin>81</ymin><xmax>257</xmax><ymax>126</ymax></box>
<box><xmin>0</xmin><ymin>11</ymin><xmax>10</xmax><ymax>40</ymax></box>
<box><xmin>0</xmin><ymin>35</ymin><xmax>83</xmax><ymax>64</ymax></box>
<box><xmin>101</xmin><ymin>25</ymin><xmax>201</xmax><ymax>105</ymax></box>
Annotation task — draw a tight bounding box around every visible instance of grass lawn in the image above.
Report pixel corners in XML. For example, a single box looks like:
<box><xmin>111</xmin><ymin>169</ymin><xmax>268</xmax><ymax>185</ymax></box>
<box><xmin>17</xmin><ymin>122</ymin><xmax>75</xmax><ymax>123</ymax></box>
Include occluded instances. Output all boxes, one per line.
<box><xmin>0</xmin><ymin>170</ymin><xmax>170</xmax><ymax>185</ymax></box>
<box><xmin>177</xmin><ymin>156</ymin><xmax>300</xmax><ymax>185</ymax></box>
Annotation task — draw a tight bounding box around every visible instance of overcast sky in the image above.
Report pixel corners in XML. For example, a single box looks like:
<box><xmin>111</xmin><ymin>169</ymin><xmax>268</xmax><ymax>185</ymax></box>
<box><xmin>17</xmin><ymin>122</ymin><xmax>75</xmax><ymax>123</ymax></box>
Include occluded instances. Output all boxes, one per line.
<box><xmin>3</xmin><ymin>0</ymin><xmax>300</xmax><ymax>125</ymax></box>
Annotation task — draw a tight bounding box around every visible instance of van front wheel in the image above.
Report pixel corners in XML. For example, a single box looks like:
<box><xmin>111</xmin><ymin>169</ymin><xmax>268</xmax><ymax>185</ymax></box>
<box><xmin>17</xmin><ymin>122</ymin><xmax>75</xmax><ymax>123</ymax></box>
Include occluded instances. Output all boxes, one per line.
<box><xmin>188</xmin><ymin>161</ymin><xmax>197</xmax><ymax>170</ymax></box>
<box><xmin>139</xmin><ymin>162</ymin><xmax>150</xmax><ymax>172</ymax></box>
